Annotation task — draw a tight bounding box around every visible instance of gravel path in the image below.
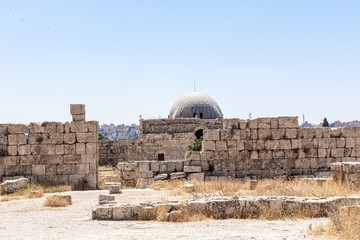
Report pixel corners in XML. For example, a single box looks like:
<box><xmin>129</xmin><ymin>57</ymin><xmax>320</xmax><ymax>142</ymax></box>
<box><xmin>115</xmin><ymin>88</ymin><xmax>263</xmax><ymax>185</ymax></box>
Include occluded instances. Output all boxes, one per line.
<box><xmin>0</xmin><ymin>189</ymin><xmax>327</xmax><ymax>240</ymax></box>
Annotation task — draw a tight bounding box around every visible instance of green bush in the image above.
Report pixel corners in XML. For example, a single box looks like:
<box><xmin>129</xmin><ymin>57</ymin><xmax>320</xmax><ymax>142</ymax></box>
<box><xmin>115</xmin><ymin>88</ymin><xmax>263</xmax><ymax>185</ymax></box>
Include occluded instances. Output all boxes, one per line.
<box><xmin>188</xmin><ymin>137</ymin><xmax>203</xmax><ymax>151</ymax></box>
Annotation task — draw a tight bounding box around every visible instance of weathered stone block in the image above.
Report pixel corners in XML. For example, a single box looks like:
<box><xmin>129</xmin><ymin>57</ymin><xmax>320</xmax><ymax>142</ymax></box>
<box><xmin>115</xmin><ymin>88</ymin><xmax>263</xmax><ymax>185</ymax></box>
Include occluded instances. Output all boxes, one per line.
<box><xmin>285</xmin><ymin>129</ymin><xmax>298</xmax><ymax>139</ymax></box>
<box><xmin>150</xmin><ymin>162</ymin><xmax>160</xmax><ymax>172</ymax></box>
<box><xmin>203</xmin><ymin>130</ymin><xmax>220</xmax><ymax>141</ymax></box>
<box><xmin>76</xmin><ymin>132</ymin><xmax>98</xmax><ymax>143</ymax></box>
<box><xmin>87</xmin><ymin>121</ymin><xmax>98</xmax><ymax>133</ymax></box>
<box><xmin>3</xmin><ymin>156</ymin><xmax>19</xmax><ymax>165</ymax></box>
<box><xmin>258</xmin><ymin>129</ymin><xmax>272</xmax><ymax>140</ymax></box>
<box><xmin>29</xmin><ymin>123</ymin><xmax>44</xmax><ymax>133</ymax></box>
<box><xmin>265</xmin><ymin>140</ymin><xmax>280</xmax><ymax>150</ymax></box>
<box><xmin>72</xmin><ymin>114</ymin><xmax>85</xmax><ymax>122</ymax></box>
<box><xmin>170</xmin><ymin>172</ymin><xmax>186</xmax><ymax>180</ymax></box>
<box><xmin>257</xmin><ymin>118</ymin><xmax>271</xmax><ymax>129</ymax></box>
<box><xmin>17</xmin><ymin>145</ymin><xmax>30</xmax><ymax>155</ymax></box>
<box><xmin>7</xmin><ymin>146</ymin><xmax>17</xmax><ymax>156</ymax></box>
<box><xmin>76</xmin><ymin>143</ymin><xmax>86</xmax><ymax>154</ymax></box>
<box><xmin>271</xmin><ymin>118</ymin><xmax>279</xmax><ymax>129</ymax></box>
<box><xmin>92</xmin><ymin>207</ymin><xmax>113</xmax><ymax>220</ymax></box>
<box><xmin>64</xmin><ymin>154</ymin><xmax>81</xmax><ymax>164</ymax></box>
<box><xmin>216</xmin><ymin>141</ymin><xmax>228</xmax><ymax>151</ymax></box>
<box><xmin>279</xmin><ymin>140</ymin><xmax>291</xmax><ymax>149</ymax></box>
<box><xmin>64</xmin><ymin>133</ymin><xmax>76</xmax><ymax>144</ymax></box>
<box><xmin>139</xmin><ymin>162</ymin><xmax>150</xmax><ymax>172</ymax></box>
<box><xmin>8</xmin><ymin>124</ymin><xmax>28</xmax><ymax>134</ymax></box>
<box><xmin>0</xmin><ymin>178</ymin><xmax>28</xmax><ymax>195</ymax></box>
<box><xmin>271</xmin><ymin>129</ymin><xmax>285</xmax><ymax>140</ymax></box>
<box><xmin>332</xmin><ymin>148</ymin><xmax>345</xmax><ymax>158</ymax></box>
<box><xmin>223</xmin><ymin>119</ymin><xmax>240</xmax><ymax>130</ymax></box>
<box><xmin>337</xmin><ymin>138</ymin><xmax>346</xmax><ymax>148</ymax></box>
<box><xmin>185</xmin><ymin>151</ymin><xmax>201</xmax><ymax>161</ymax></box>
<box><xmin>239</xmin><ymin>120</ymin><xmax>247</xmax><ymax>130</ymax></box>
<box><xmin>154</xmin><ymin>173</ymin><xmax>168</xmax><ymax>181</ymax></box>
<box><xmin>71</xmin><ymin>122</ymin><xmax>88</xmax><ymax>133</ymax></box>
<box><xmin>55</xmin><ymin>145</ymin><xmax>64</xmax><ymax>155</ymax></box>
<box><xmin>202</xmin><ymin>141</ymin><xmax>216</xmax><ymax>151</ymax></box>
<box><xmin>70</xmin><ymin>104</ymin><xmax>86</xmax><ymax>115</ymax></box>
<box><xmin>8</xmin><ymin>134</ymin><xmax>27</xmax><ymax>145</ymax></box>
<box><xmin>123</xmin><ymin>171</ymin><xmax>137</xmax><ymax>180</ymax></box>
<box><xmin>86</xmin><ymin>143</ymin><xmax>97</xmax><ymax>154</ymax></box>
<box><xmin>184</xmin><ymin>166</ymin><xmax>201</xmax><ymax>173</ymax></box>
<box><xmin>188</xmin><ymin>173</ymin><xmax>205</xmax><ymax>181</ymax></box>
<box><xmin>248</xmin><ymin>119</ymin><xmax>258</xmax><ymax>129</ymax></box>
<box><xmin>32</xmin><ymin>165</ymin><xmax>45</xmax><ymax>175</ymax></box>
<box><xmin>278</xmin><ymin>117</ymin><xmax>298</xmax><ymax>129</ymax></box>
<box><xmin>346</xmin><ymin>138</ymin><xmax>356</xmax><ymax>148</ymax></box>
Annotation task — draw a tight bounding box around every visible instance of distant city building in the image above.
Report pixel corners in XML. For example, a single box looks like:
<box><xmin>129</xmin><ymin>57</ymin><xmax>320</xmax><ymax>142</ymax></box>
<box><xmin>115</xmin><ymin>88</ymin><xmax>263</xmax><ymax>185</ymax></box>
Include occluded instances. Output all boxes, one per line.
<box><xmin>99</xmin><ymin>123</ymin><xmax>140</xmax><ymax>140</ymax></box>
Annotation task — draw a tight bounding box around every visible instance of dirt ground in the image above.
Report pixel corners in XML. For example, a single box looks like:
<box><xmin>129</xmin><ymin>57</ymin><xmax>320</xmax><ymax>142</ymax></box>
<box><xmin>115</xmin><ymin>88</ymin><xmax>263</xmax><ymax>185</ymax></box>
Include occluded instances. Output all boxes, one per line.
<box><xmin>0</xmin><ymin>189</ymin><xmax>327</xmax><ymax>240</ymax></box>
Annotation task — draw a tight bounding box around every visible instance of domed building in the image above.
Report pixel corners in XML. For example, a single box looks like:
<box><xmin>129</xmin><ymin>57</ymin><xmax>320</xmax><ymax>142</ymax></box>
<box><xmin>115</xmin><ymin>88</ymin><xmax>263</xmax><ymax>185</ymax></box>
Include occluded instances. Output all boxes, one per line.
<box><xmin>169</xmin><ymin>92</ymin><xmax>223</xmax><ymax>119</ymax></box>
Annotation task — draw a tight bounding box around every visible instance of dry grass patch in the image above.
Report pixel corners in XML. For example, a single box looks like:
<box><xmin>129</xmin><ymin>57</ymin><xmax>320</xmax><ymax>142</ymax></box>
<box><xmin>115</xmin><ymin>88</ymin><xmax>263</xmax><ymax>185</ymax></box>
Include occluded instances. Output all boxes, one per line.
<box><xmin>44</xmin><ymin>185</ymin><xmax>72</xmax><ymax>193</ymax></box>
<box><xmin>149</xmin><ymin>178</ymin><xmax>360</xmax><ymax>198</ymax></box>
<box><xmin>43</xmin><ymin>195</ymin><xmax>72</xmax><ymax>207</ymax></box>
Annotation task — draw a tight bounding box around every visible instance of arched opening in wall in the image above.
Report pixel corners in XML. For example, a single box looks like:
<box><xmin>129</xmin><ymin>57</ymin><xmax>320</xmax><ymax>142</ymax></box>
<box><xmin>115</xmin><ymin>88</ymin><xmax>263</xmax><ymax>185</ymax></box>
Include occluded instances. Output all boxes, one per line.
<box><xmin>200</xmin><ymin>113</ymin><xmax>203</xmax><ymax>119</ymax></box>
<box><xmin>193</xmin><ymin>113</ymin><xmax>197</xmax><ymax>118</ymax></box>
<box><xmin>195</xmin><ymin>129</ymin><xmax>203</xmax><ymax>140</ymax></box>
<box><xmin>158</xmin><ymin>153</ymin><xmax>165</xmax><ymax>161</ymax></box>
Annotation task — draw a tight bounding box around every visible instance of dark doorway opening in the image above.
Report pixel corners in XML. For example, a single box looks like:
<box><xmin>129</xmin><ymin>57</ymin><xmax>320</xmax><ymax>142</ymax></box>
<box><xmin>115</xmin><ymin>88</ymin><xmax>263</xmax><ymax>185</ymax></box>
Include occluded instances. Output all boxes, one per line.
<box><xmin>158</xmin><ymin>153</ymin><xmax>165</xmax><ymax>161</ymax></box>
<box><xmin>199</xmin><ymin>113</ymin><xmax>203</xmax><ymax>119</ymax></box>
<box><xmin>193</xmin><ymin>113</ymin><xmax>197</xmax><ymax>118</ymax></box>
<box><xmin>195</xmin><ymin>129</ymin><xmax>203</xmax><ymax>140</ymax></box>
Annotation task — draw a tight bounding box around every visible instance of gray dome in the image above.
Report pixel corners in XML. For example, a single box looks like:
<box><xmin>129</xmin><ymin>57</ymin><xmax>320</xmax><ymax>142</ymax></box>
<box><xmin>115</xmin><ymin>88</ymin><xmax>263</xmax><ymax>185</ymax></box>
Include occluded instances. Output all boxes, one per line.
<box><xmin>169</xmin><ymin>92</ymin><xmax>223</xmax><ymax>119</ymax></box>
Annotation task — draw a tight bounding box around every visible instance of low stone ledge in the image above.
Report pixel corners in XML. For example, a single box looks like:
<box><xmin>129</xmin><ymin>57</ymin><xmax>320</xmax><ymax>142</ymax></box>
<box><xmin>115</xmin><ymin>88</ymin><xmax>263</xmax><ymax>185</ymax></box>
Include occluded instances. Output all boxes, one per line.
<box><xmin>92</xmin><ymin>196</ymin><xmax>360</xmax><ymax>221</ymax></box>
<box><xmin>0</xmin><ymin>177</ymin><xmax>28</xmax><ymax>195</ymax></box>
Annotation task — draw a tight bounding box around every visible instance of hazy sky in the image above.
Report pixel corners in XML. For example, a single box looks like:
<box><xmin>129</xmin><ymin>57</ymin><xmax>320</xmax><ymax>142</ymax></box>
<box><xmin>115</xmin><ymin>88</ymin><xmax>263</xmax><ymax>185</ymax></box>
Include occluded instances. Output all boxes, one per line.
<box><xmin>1</xmin><ymin>1</ymin><xmax>359</xmax><ymax>125</ymax></box>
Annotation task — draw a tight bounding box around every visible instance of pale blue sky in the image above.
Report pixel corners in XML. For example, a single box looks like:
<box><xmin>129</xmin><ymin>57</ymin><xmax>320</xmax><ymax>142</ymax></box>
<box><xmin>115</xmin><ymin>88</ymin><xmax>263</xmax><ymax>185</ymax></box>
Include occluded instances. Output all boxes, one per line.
<box><xmin>1</xmin><ymin>1</ymin><xmax>359</xmax><ymax>125</ymax></box>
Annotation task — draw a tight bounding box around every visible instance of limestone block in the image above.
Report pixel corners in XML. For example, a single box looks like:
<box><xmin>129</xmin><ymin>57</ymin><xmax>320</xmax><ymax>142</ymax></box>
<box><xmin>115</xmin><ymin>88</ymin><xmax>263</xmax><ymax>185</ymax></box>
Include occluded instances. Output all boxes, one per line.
<box><xmin>258</xmin><ymin>129</ymin><xmax>272</xmax><ymax>140</ymax></box>
<box><xmin>278</xmin><ymin>117</ymin><xmax>298</xmax><ymax>129</ymax></box>
<box><xmin>271</xmin><ymin>129</ymin><xmax>285</xmax><ymax>140</ymax></box>
<box><xmin>29</xmin><ymin>123</ymin><xmax>44</xmax><ymax>133</ymax></box>
<box><xmin>342</xmin><ymin>128</ymin><xmax>357</xmax><ymax>138</ymax></box>
<box><xmin>257</xmin><ymin>118</ymin><xmax>271</xmax><ymax>129</ymax></box>
<box><xmin>113</xmin><ymin>205</ymin><xmax>140</xmax><ymax>221</ymax></box>
<box><xmin>7</xmin><ymin>146</ymin><xmax>17</xmax><ymax>156</ymax></box>
<box><xmin>150</xmin><ymin>162</ymin><xmax>160</xmax><ymax>172</ymax></box>
<box><xmin>0</xmin><ymin>178</ymin><xmax>28</xmax><ymax>195</ymax></box>
<box><xmin>85</xmin><ymin>143</ymin><xmax>97</xmax><ymax>154</ymax></box>
<box><xmin>140</xmin><ymin>171</ymin><xmax>154</xmax><ymax>179</ymax></box>
<box><xmin>123</xmin><ymin>171</ymin><xmax>137</xmax><ymax>180</ymax></box>
<box><xmin>318</xmin><ymin>149</ymin><xmax>328</xmax><ymax>158</ymax></box>
<box><xmin>76</xmin><ymin>143</ymin><xmax>86</xmax><ymax>154</ymax></box>
<box><xmin>92</xmin><ymin>207</ymin><xmax>113</xmax><ymax>220</ymax></box>
<box><xmin>8</xmin><ymin>134</ymin><xmax>27</xmax><ymax>145</ymax></box>
<box><xmin>356</xmin><ymin>138</ymin><xmax>360</xmax><ymax>147</ymax></box>
<box><xmin>0</xmin><ymin>134</ymin><xmax>7</xmax><ymax>145</ymax></box>
<box><xmin>240</xmin><ymin>129</ymin><xmax>250</xmax><ymax>140</ymax></box>
<box><xmin>138</xmin><ymin>178</ymin><xmax>154</xmax><ymax>189</ymax></box>
<box><xmin>0</xmin><ymin>124</ymin><xmax>8</xmax><ymax>134</ymax></box>
<box><xmin>3</xmin><ymin>156</ymin><xmax>19</xmax><ymax>165</ymax></box>
<box><xmin>202</xmin><ymin>141</ymin><xmax>216</xmax><ymax>151</ymax></box>
<box><xmin>265</xmin><ymin>140</ymin><xmax>280</xmax><ymax>150</ymax></box>
<box><xmin>64</xmin><ymin>133</ymin><xmax>76</xmax><ymax>144</ymax></box>
<box><xmin>70</xmin><ymin>104</ymin><xmax>86</xmax><ymax>115</ymax></box>
<box><xmin>188</xmin><ymin>173</ymin><xmax>205</xmax><ymax>181</ymax></box>
<box><xmin>124</xmin><ymin>163</ymin><xmax>137</xmax><ymax>172</ymax></box>
<box><xmin>279</xmin><ymin>140</ymin><xmax>291</xmax><ymax>149</ymax></box>
<box><xmin>273</xmin><ymin>150</ymin><xmax>285</xmax><ymax>159</ymax></box>
<box><xmin>250</xmin><ymin>151</ymin><xmax>259</xmax><ymax>160</ymax></box>
<box><xmin>254</xmin><ymin>140</ymin><xmax>264</xmax><ymax>150</ymax></box>
<box><xmin>332</xmin><ymin>148</ymin><xmax>345</xmax><ymax>158</ymax></box>
<box><xmin>223</xmin><ymin>119</ymin><xmax>240</xmax><ymax>130</ymax></box>
<box><xmin>32</xmin><ymin>165</ymin><xmax>45</xmax><ymax>175</ymax></box>
<box><xmin>64</xmin><ymin>122</ymin><xmax>71</xmax><ymax>133</ymax></box>
<box><xmin>154</xmin><ymin>173</ymin><xmax>168</xmax><ymax>181</ymax></box>
<box><xmin>139</xmin><ymin>162</ymin><xmax>150</xmax><ymax>172</ymax></box>
<box><xmin>49</xmin><ymin>133</ymin><xmax>64</xmax><ymax>144</ymax></box>
<box><xmin>301</xmin><ymin>128</ymin><xmax>316</xmax><ymax>139</ymax></box>
<box><xmin>19</xmin><ymin>156</ymin><xmax>34</xmax><ymax>165</ymax></box>
<box><xmin>18</xmin><ymin>145</ymin><xmax>30</xmax><ymax>156</ymax></box>
<box><xmin>203</xmin><ymin>130</ymin><xmax>220</xmax><ymax>141</ymax></box>
<box><xmin>346</xmin><ymin>138</ymin><xmax>356</xmax><ymax>148</ymax></box>
<box><xmin>286</xmin><ymin>129</ymin><xmax>298</xmax><ymax>139</ymax></box>
<box><xmin>8</xmin><ymin>124</ymin><xmax>28</xmax><ymax>134</ymax></box>
<box><xmin>170</xmin><ymin>172</ymin><xmax>186</xmax><ymax>180</ymax></box>
<box><xmin>239</xmin><ymin>120</ymin><xmax>247</xmax><ymax>130</ymax></box>
<box><xmin>250</xmin><ymin>130</ymin><xmax>257</xmax><ymax>140</ymax></box>
<box><xmin>314</xmin><ymin>128</ymin><xmax>323</xmax><ymax>138</ymax></box>
<box><xmin>71</xmin><ymin>122</ymin><xmax>88</xmax><ymax>133</ymax></box>
<box><xmin>271</xmin><ymin>118</ymin><xmax>279</xmax><ymax>129</ymax></box>
<box><xmin>175</xmin><ymin>161</ymin><xmax>184</xmax><ymax>172</ymax></box>
<box><xmin>319</xmin><ymin>138</ymin><xmax>337</xmax><ymax>149</ymax></box>
<box><xmin>109</xmin><ymin>184</ymin><xmax>122</xmax><ymax>194</ymax></box>
<box><xmin>184</xmin><ymin>166</ymin><xmax>201</xmax><ymax>173</ymax></box>
<box><xmin>76</xmin><ymin>132</ymin><xmax>98</xmax><ymax>143</ymax></box>
<box><xmin>31</xmin><ymin>145</ymin><xmax>56</xmax><ymax>155</ymax></box>
<box><xmin>64</xmin><ymin>154</ymin><xmax>81</xmax><ymax>164</ymax></box>
<box><xmin>216</xmin><ymin>141</ymin><xmax>228</xmax><ymax>151</ymax></box>
<box><xmin>337</xmin><ymin>138</ymin><xmax>346</xmax><ymax>148</ymax></box>
<box><xmin>85</xmin><ymin>121</ymin><xmax>98</xmax><ymax>133</ymax></box>
<box><xmin>248</xmin><ymin>119</ymin><xmax>258</xmax><ymax>129</ymax></box>
<box><xmin>76</xmin><ymin>164</ymin><xmax>90</xmax><ymax>174</ymax></box>
<box><xmin>72</xmin><ymin>114</ymin><xmax>85</xmax><ymax>122</ymax></box>
<box><xmin>185</xmin><ymin>151</ymin><xmax>201</xmax><ymax>161</ymax></box>
<box><xmin>64</xmin><ymin>145</ymin><xmax>76</xmax><ymax>155</ymax></box>
<box><xmin>55</xmin><ymin>145</ymin><xmax>64</xmax><ymax>155</ymax></box>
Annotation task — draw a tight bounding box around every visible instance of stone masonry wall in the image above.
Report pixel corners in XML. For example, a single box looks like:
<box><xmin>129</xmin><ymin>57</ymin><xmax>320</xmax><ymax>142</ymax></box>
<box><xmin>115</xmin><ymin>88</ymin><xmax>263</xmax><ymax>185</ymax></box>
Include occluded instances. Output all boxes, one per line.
<box><xmin>0</xmin><ymin>105</ymin><xmax>99</xmax><ymax>188</ymax></box>
<box><xmin>190</xmin><ymin>117</ymin><xmax>360</xmax><ymax>178</ymax></box>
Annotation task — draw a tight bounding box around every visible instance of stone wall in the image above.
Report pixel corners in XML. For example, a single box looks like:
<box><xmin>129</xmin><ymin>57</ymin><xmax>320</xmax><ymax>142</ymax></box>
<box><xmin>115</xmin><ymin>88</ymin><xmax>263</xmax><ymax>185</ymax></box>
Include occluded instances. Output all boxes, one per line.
<box><xmin>332</xmin><ymin>162</ymin><xmax>360</xmax><ymax>189</ymax></box>
<box><xmin>191</xmin><ymin>117</ymin><xmax>360</xmax><ymax>178</ymax></box>
<box><xmin>99</xmin><ymin>118</ymin><xmax>224</xmax><ymax>165</ymax></box>
<box><xmin>0</xmin><ymin>105</ymin><xmax>99</xmax><ymax>188</ymax></box>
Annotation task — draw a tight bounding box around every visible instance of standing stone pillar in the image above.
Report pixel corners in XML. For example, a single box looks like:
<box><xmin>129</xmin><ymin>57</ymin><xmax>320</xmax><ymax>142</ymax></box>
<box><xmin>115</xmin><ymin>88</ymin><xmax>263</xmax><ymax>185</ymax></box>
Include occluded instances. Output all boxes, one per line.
<box><xmin>70</xmin><ymin>104</ymin><xmax>86</xmax><ymax>122</ymax></box>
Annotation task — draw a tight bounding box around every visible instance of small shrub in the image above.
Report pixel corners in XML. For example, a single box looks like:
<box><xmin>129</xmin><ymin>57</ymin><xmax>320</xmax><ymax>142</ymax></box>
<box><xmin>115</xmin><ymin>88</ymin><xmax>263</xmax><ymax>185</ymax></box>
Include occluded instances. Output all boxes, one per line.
<box><xmin>188</xmin><ymin>137</ymin><xmax>203</xmax><ymax>151</ymax></box>
<box><xmin>43</xmin><ymin>195</ymin><xmax>72</xmax><ymax>207</ymax></box>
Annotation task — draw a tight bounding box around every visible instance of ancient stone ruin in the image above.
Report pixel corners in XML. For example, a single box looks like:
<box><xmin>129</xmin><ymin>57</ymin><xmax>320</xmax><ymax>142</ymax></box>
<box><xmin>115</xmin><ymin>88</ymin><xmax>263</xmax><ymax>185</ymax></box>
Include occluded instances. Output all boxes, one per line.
<box><xmin>0</xmin><ymin>104</ymin><xmax>99</xmax><ymax>189</ymax></box>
